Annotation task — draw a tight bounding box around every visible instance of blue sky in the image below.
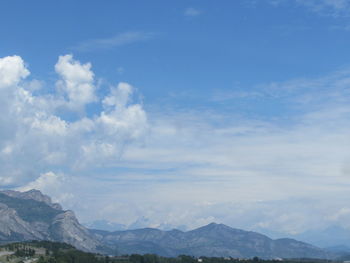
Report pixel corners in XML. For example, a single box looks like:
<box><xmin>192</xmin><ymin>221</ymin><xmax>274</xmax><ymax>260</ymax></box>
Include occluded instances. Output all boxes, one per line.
<box><xmin>1</xmin><ymin>0</ymin><xmax>350</xmax><ymax>238</ymax></box>
<box><xmin>4</xmin><ymin>0</ymin><xmax>350</xmax><ymax>107</ymax></box>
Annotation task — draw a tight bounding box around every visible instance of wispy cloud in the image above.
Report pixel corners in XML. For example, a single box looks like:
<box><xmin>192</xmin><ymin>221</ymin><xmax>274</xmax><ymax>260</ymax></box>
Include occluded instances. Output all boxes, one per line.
<box><xmin>270</xmin><ymin>0</ymin><xmax>350</xmax><ymax>17</ymax></box>
<box><xmin>298</xmin><ymin>0</ymin><xmax>350</xmax><ymax>16</ymax></box>
<box><xmin>72</xmin><ymin>31</ymin><xmax>154</xmax><ymax>52</ymax></box>
<box><xmin>184</xmin><ymin>7</ymin><xmax>202</xmax><ymax>17</ymax></box>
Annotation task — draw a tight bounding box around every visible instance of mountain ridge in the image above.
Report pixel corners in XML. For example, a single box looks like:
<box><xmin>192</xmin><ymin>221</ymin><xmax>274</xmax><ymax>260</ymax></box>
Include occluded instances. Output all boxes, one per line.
<box><xmin>1</xmin><ymin>189</ymin><xmax>62</xmax><ymax>210</ymax></box>
<box><xmin>91</xmin><ymin>222</ymin><xmax>330</xmax><ymax>258</ymax></box>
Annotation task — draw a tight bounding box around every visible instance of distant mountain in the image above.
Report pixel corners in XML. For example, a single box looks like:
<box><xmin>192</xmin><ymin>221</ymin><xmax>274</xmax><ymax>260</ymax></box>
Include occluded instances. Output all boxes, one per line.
<box><xmin>255</xmin><ymin>225</ymin><xmax>350</xmax><ymax>250</ymax></box>
<box><xmin>84</xmin><ymin>220</ymin><xmax>128</xmax><ymax>232</ymax></box>
<box><xmin>84</xmin><ymin>218</ymin><xmax>187</xmax><ymax>232</ymax></box>
<box><xmin>91</xmin><ymin>223</ymin><xmax>329</xmax><ymax>259</ymax></box>
<box><xmin>0</xmin><ymin>189</ymin><xmax>102</xmax><ymax>253</ymax></box>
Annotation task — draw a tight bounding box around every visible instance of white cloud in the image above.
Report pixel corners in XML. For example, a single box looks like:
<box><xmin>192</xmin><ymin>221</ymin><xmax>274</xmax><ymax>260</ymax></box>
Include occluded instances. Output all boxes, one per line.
<box><xmin>0</xmin><ymin>54</ymin><xmax>147</xmax><ymax>187</ymax></box>
<box><xmin>0</xmin><ymin>55</ymin><xmax>29</xmax><ymax>89</ymax></box>
<box><xmin>17</xmin><ymin>172</ymin><xmax>73</xmax><ymax>204</ymax></box>
<box><xmin>103</xmin><ymin>82</ymin><xmax>133</xmax><ymax>109</ymax></box>
<box><xmin>55</xmin><ymin>54</ymin><xmax>96</xmax><ymax>110</ymax></box>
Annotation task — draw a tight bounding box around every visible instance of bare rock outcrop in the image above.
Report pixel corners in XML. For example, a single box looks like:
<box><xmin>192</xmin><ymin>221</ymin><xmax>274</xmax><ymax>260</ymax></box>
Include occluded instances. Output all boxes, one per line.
<box><xmin>0</xmin><ymin>203</ymin><xmax>44</xmax><ymax>241</ymax></box>
<box><xmin>0</xmin><ymin>190</ymin><xmax>103</xmax><ymax>252</ymax></box>
<box><xmin>49</xmin><ymin>210</ymin><xmax>101</xmax><ymax>252</ymax></box>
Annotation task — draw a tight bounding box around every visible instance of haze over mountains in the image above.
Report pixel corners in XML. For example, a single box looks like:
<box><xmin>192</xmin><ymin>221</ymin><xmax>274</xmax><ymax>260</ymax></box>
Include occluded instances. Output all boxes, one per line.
<box><xmin>256</xmin><ymin>226</ymin><xmax>350</xmax><ymax>252</ymax></box>
<box><xmin>0</xmin><ymin>189</ymin><xmax>339</xmax><ymax>259</ymax></box>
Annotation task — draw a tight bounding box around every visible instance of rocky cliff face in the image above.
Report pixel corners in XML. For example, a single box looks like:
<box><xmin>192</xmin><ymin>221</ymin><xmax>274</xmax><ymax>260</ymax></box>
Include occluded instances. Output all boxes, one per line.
<box><xmin>0</xmin><ymin>203</ymin><xmax>44</xmax><ymax>241</ymax></box>
<box><xmin>0</xmin><ymin>190</ymin><xmax>102</xmax><ymax>252</ymax></box>
<box><xmin>49</xmin><ymin>210</ymin><xmax>101</xmax><ymax>251</ymax></box>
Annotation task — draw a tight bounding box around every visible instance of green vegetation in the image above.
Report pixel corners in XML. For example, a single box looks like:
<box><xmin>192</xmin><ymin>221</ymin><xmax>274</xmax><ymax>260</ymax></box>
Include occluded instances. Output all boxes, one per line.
<box><xmin>0</xmin><ymin>241</ymin><xmax>101</xmax><ymax>263</ymax></box>
<box><xmin>3</xmin><ymin>240</ymin><xmax>74</xmax><ymax>251</ymax></box>
<box><xmin>0</xmin><ymin>241</ymin><xmax>338</xmax><ymax>263</ymax></box>
<box><xmin>126</xmin><ymin>255</ymin><xmax>334</xmax><ymax>263</ymax></box>
<box><xmin>0</xmin><ymin>193</ymin><xmax>61</xmax><ymax>223</ymax></box>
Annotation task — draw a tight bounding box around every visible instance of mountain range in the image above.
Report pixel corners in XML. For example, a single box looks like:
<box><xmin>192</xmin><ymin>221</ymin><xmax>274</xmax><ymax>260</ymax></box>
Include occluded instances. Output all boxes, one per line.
<box><xmin>0</xmin><ymin>189</ymin><xmax>335</xmax><ymax>259</ymax></box>
<box><xmin>90</xmin><ymin>224</ymin><xmax>329</xmax><ymax>258</ymax></box>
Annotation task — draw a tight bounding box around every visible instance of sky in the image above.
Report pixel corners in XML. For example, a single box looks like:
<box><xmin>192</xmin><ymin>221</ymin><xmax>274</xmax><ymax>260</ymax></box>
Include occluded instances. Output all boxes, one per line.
<box><xmin>1</xmin><ymin>0</ymin><xmax>350</xmax><ymax>237</ymax></box>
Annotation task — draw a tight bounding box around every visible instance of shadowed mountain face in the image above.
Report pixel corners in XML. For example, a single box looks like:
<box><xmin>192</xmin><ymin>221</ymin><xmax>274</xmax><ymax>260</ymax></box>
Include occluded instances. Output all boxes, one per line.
<box><xmin>91</xmin><ymin>223</ymin><xmax>329</xmax><ymax>259</ymax></box>
<box><xmin>0</xmin><ymin>189</ymin><xmax>332</xmax><ymax>259</ymax></box>
<box><xmin>0</xmin><ymin>190</ymin><xmax>102</xmax><ymax>252</ymax></box>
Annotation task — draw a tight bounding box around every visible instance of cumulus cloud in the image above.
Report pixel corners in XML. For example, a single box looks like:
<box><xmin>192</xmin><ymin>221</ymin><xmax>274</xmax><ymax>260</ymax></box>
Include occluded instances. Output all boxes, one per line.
<box><xmin>55</xmin><ymin>54</ymin><xmax>96</xmax><ymax>110</ymax></box>
<box><xmin>17</xmin><ymin>172</ymin><xmax>73</xmax><ymax>204</ymax></box>
<box><xmin>103</xmin><ymin>82</ymin><xmax>133</xmax><ymax>108</ymax></box>
<box><xmin>0</xmin><ymin>54</ymin><xmax>147</xmax><ymax>187</ymax></box>
<box><xmin>0</xmin><ymin>56</ymin><xmax>29</xmax><ymax>88</ymax></box>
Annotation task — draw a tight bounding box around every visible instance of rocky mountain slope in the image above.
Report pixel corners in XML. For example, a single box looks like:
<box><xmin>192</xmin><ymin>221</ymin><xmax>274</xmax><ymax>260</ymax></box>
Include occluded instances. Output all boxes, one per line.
<box><xmin>91</xmin><ymin>223</ymin><xmax>329</xmax><ymax>258</ymax></box>
<box><xmin>0</xmin><ymin>189</ymin><xmax>102</xmax><ymax>252</ymax></box>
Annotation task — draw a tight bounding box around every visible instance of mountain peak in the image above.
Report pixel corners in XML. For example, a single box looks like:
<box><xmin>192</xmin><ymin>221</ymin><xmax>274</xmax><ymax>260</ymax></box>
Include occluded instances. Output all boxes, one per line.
<box><xmin>195</xmin><ymin>222</ymin><xmax>234</xmax><ymax>231</ymax></box>
<box><xmin>208</xmin><ymin>222</ymin><xmax>226</xmax><ymax>227</ymax></box>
